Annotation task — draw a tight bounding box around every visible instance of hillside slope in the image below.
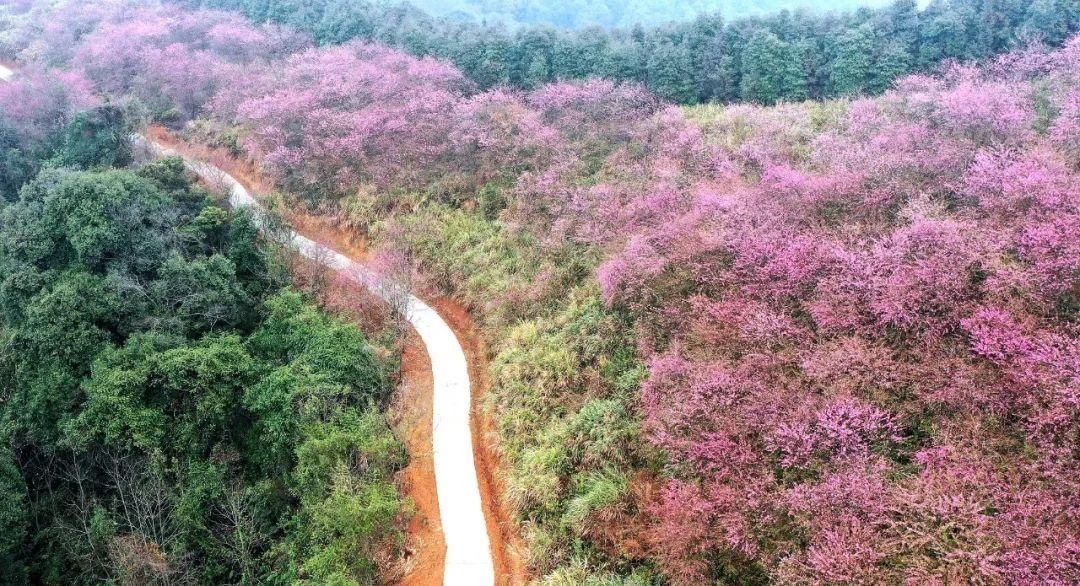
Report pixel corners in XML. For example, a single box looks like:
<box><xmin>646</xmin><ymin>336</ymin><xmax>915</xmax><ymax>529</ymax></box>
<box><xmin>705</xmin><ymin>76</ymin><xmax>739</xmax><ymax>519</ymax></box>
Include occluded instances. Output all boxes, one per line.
<box><xmin>1</xmin><ymin>1</ymin><xmax>1078</xmax><ymax>584</ymax></box>
<box><xmin>173</xmin><ymin>0</ymin><xmax>1079</xmax><ymax>104</ymax></box>
<box><xmin>0</xmin><ymin>65</ymin><xmax>408</xmax><ymax>582</ymax></box>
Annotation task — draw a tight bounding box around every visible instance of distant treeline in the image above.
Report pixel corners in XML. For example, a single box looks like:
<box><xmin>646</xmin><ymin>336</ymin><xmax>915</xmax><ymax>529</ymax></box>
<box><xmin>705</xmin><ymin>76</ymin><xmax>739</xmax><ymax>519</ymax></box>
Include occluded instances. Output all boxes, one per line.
<box><xmin>403</xmin><ymin>0</ymin><xmax>894</xmax><ymax>30</ymax></box>
<box><xmin>181</xmin><ymin>0</ymin><xmax>1078</xmax><ymax>104</ymax></box>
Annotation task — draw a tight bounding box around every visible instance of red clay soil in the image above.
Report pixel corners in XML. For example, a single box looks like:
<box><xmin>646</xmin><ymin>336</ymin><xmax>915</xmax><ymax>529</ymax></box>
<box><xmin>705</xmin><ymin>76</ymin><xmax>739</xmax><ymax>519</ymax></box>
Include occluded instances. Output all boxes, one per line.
<box><xmin>298</xmin><ymin>219</ymin><xmax>529</xmax><ymax>586</ymax></box>
<box><xmin>427</xmin><ymin>297</ymin><xmax>529</xmax><ymax>586</ymax></box>
<box><xmin>145</xmin><ymin>126</ymin><xmax>373</xmax><ymax>260</ymax></box>
<box><xmin>145</xmin><ymin>126</ymin><xmax>266</xmax><ymax>189</ymax></box>
<box><xmin>396</xmin><ymin>330</ymin><xmax>446</xmax><ymax>586</ymax></box>
<box><xmin>145</xmin><ymin>125</ymin><xmax>526</xmax><ymax>585</ymax></box>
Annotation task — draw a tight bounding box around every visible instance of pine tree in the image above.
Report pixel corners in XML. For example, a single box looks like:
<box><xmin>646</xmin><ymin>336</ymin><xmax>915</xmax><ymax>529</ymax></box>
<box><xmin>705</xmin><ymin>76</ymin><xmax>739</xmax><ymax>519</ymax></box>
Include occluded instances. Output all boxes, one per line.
<box><xmin>315</xmin><ymin>0</ymin><xmax>376</xmax><ymax>45</ymax></box>
<box><xmin>477</xmin><ymin>35</ymin><xmax>512</xmax><ymax>88</ymax></box>
<box><xmin>551</xmin><ymin>32</ymin><xmax>587</xmax><ymax>79</ymax></box>
<box><xmin>513</xmin><ymin>28</ymin><xmax>555</xmax><ymax>88</ymax></box>
<box><xmin>886</xmin><ymin>0</ymin><xmax>920</xmax><ymax>55</ymax></box>
<box><xmin>975</xmin><ymin>0</ymin><xmax>1011</xmax><ymax>56</ymax></box>
<box><xmin>608</xmin><ymin>38</ymin><xmax>647</xmax><ymax>83</ymax></box>
<box><xmin>918</xmin><ymin>0</ymin><xmax>970</xmax><ymax>68</ymax></box>
<box><xmin>687</xmin><ymin>13</ymin><xmax>724</xmax><ymax>101</ymax></box>
<box><xmin>700</xmin><ymin>33</ymin><xmax>734</xmax><ymax>102</ymax></box>
<box><xmin>870</xmin><ymin>39</ymin><xmax>912</xmax><ymax>94</ymax></box>
<box><xmin>781</xmin><ymin>39</ymin><xmax>809</xmax><ymax>102</ymax></box>
<box><xmin>523</xmin><ymin>55</ymin><xmax>551</xmax><ymax>89</ymax></box>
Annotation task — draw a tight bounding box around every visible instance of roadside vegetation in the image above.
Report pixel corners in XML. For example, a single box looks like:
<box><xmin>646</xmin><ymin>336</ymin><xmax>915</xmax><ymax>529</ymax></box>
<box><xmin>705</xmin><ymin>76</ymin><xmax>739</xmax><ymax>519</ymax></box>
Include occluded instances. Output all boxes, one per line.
<box><xmin>1</xmin><ymin>0</ymin><xmax>1078</xmax><ymax>584</ymax></box>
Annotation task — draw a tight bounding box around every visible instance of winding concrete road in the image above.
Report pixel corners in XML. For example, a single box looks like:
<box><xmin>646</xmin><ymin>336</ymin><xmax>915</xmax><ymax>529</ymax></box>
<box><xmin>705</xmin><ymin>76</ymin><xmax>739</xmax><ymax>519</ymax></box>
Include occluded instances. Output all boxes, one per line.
<box><xmin>0</xmin><ymin>63</ymin><xmax>496</xmax><ymax>585</ymax></box>
<box><xmin>141</xmin><ymin>140</ymin><xmax>497</xmax><ymax>586</ymax></box>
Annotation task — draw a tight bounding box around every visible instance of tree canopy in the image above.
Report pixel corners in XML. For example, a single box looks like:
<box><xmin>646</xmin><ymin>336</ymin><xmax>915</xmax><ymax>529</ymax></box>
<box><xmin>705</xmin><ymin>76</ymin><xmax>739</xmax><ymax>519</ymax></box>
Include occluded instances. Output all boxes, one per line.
<box><xmin>178</xmin><ymin>0</ymin><xmax>1079</xmax><ymax>104</ymax></box>
<box><xmin>0</xmin><ymin>74</ymin><xmax>404</xmax><ymax>584</ymax></box>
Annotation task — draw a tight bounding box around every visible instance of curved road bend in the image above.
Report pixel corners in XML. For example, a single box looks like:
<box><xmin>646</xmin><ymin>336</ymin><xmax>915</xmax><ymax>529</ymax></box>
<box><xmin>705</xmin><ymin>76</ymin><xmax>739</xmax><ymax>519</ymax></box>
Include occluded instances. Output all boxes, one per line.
<box><xmin>0</xmin><ymin>61</ymin><xmax>494</xmax><ymax>585</ymax></box>
<box><xmin>139</xmin><ymin>139</ymin><xmax>497</xmax><ymax>586</ymax></box>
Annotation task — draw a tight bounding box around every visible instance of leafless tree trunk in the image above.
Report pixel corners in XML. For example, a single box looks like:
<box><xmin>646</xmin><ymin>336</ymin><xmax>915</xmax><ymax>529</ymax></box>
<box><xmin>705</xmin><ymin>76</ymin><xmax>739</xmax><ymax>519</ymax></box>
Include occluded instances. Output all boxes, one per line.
<box><xmin>373</xmin><ymin>246</ymin><xmax>417</xmax><ymax>355</ymax></box>
<box><xmin>104</xmin><ymin>455</ymin><xmax>194</xmax><ymax>586</ymax></box>
<box><xmin>53</xmin><ymin>452</ymin><xmax>112</xmax><ymax>583</ymax></box>
<box><xmin>214</xmin><ymin>484</ymin><xmax>263</xmax><ymax>586</ymax></box>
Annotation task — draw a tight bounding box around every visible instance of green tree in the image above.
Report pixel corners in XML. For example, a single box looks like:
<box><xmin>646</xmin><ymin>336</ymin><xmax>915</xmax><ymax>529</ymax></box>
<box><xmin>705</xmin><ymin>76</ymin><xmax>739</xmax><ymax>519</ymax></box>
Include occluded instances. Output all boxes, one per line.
<box><xmin>870</xmin><ymin>38</ymin><xmax>913</xmax><ymax>93</ymax></box>
<box><xmin>918</xmin><ymin>0</ymin><xmax>973</xmax><ymax>67</ymax></box>
<box><xmin>974</xmin><ymin>0</ymin><xmax>1014</xmax><ymax>57</ymax></box>
<box><xmin>53</xmin><ymin>105</ymin><xmax>132</xmax><ymax>170</ymax></box>
<box><xmin>832</xmin><ymin>23</ymin><xmax>876</xmax><ymax>95</ymax></box>
<box><xmin>783</xmin><ymin>37</ymin><xmax>810</xmax><ymax>101</ymax></box>
<box><xmin>1022</xmin><ymin>0</ymin><xmax>1073</xmax><ymax>44</ymax></box>
<box><xmin>0</xmin><ymin>447</ymin><xmax>27</xmax><ymax>581</ymax></box>
<box><xmin>0</xmin><ymin>122</ymin><xmax>40</xmax><ymax>202</ymax></box>
<box><xmin>687</xmin><ymin>13</ymin><xmax>724</xmax><ymax>101</ymax></box>
<box><xmin>315</xmin><ymin>0</ymin><xmax>376</xmax><ymax>44</ymax></box>
<box><xmin>0</xmin><ymin>124</ymin><xmax>405</xmax><ymax>581</ymax></box>
<box><xmin>739</xmin><ymin>29</ymin><xmax>799</xmax><ymax>104</ymax></box>
<box><xmin>67</xmin><ymin>334</ymin><xmax>256</xmax><ymax>456</ymax></box>
<box><xmin>647</xmin><ymin>38</ymin><xmax>696</xmax><ymax>104</ymax></box>
<box><xmin>185</xmin><ymin>0</ymin><xmax>1080</xmax><ymax>105</ymax></box>
<box><xmin>513</xmin><ymin>28</ymin><xmax>556</xmax><ymax>88</ymax></box>
<box><xmin>457</xmin><ymin>33</ymin><xmax>512</xmax><ymax>89</ymax></box>
<box><xmin>885</xmin><ymin>0</ymin><xmax>920</xmax><ymax>54</ymax></box>
<box><xmin>606</xmin><ymin>37</ymin><xmax>647</xmax><ymax>83</ymax></box>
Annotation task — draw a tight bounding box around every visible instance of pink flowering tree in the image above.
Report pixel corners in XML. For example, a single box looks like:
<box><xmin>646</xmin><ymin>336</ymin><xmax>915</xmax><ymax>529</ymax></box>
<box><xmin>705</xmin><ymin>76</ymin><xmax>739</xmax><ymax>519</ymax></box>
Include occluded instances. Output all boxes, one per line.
<box><xmin>0</xmin><ymin>69</ymin><xmax>97</xmax><ymax>142</ymax></box>
<box><xmin>225</xmin><ymin>44</ymin><xmax>467</xmax><ymax>196</ymax></box>
<box><xmin>595</xmin><ymin>38</ymin><xmax>1080</xmax><ymax>584</ymax></box>
<box><xmin>9</xmin><ymin>3</ymin><xmax>1078</xmax><ymax>581</ymax></box>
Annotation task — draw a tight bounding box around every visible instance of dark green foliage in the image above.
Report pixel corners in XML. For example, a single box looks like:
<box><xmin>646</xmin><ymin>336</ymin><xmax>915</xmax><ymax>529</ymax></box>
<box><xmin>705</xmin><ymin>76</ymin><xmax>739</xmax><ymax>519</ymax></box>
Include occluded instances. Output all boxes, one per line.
<box><xmin>0</xmin><ymin>122</ymin><xmax>39</xmax><ymax>201</ymax></box>
<box><xmin>178</xmin><ymin>0</ymin><xmax>1078</xmax><ymax>104</ymax></box>
<box><xmin>0</xmin><ymin>447</ymin><xmax>27</xmax><ymax>581</ymax></box>
<box><xmin>406</xmin><ymin>0</ymin><xmax>897</xmax><ymax>29</ymax></box>
<box><xmin>0</xmin><ymin>130</ymin><xmax>403</xmax><ymax>583</ymax></box>
<box><xmin>831</xmin><ymin>24</ymin><xmax>876</xmax><ymax>95</ymax></box>
<box><xmin>647</xmin><ymin>39</ymin><xmax>696</xmax><ymax>104</ymax></box>
<box><xmin>52</xmin><ymin>105</ymin><xmax>132</xmax><ymax>170</ymax></box>
<box><xmin>739</xmin><ymin>29</ymin><xmax>803</xmax><ymax>103</ymax></box>
<box><xmin>1022</xmin><ymin>0</ymin><xmax>1074</xmax><ymax>44</ymax></box>
<box><xmin>1</xmin><ymin>103</ymin><xmax>132</xmax><ymax>202</ymax></box>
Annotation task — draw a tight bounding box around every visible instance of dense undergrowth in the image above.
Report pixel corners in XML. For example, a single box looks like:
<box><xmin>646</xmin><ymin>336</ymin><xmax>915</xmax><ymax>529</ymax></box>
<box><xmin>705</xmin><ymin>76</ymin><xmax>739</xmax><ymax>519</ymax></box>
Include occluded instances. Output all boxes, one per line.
<box><xmin>2</xmin><ymin>0</ymin><xmax>1078</xmax><ymax>583</ymax></box>
<box><xmin>0</xmin><ymin>60</ymin><xmax>406</xmax><ymax>584</ymax></box>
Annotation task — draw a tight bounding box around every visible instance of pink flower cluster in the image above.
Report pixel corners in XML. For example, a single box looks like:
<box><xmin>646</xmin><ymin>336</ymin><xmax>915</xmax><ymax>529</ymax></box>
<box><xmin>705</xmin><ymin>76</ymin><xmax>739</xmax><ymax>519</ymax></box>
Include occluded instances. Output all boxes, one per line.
<box><xmin>15</xmin><ymin>3</ymin><xmax>309</xmax><ymax>123</ymax></box>
<box><xmin>592</xmin><ymin>39</ymin><xmax>1080</xmax><ymax>584</ymax></box>
<box><xmin>9</xmin><ymin>3</ymin><xmax>1078</xmax><ymax>580</ymax></box>
<box><xmin>0</xmin><ymin>69</ymin><xmax>97</xmax><ymax>142</ymax></box>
